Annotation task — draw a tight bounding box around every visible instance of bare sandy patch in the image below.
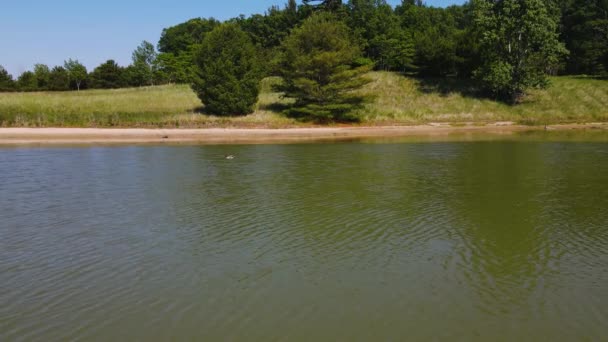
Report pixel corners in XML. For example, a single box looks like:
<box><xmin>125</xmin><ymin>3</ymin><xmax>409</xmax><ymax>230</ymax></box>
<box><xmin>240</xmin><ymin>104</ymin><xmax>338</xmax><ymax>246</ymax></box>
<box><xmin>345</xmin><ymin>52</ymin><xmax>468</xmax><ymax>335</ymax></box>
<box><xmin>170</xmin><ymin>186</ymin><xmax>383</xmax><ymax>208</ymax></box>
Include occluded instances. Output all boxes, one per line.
<box><xmin>0</xmin><ymin>122</ymin><xmax>606</xmax><ymax>145</ymax></box>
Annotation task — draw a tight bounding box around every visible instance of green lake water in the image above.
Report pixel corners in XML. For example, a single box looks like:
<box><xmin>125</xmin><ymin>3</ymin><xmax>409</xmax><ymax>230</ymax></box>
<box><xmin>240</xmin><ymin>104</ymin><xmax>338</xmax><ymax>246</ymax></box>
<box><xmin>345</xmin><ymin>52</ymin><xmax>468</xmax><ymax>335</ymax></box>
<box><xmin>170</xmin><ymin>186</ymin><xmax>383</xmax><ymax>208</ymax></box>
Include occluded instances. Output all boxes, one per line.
<box><xmin>1</xmin><ymin>132</ymin><xmax>608</xmax><ymax>340</ymax></box>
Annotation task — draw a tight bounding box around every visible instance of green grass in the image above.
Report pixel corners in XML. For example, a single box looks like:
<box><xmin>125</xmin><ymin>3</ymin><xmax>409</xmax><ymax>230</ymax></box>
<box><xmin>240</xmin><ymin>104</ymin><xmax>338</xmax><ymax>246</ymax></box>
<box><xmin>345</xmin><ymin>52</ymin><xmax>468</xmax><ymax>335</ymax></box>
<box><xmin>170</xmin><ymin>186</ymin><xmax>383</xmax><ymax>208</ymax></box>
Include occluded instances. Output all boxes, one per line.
<box><xmin>1</xmin><ymin>72</ymin><xmax>607</xmax><ymax>127</ymax></box>
<box><xmin>0</xmin><ymin>80</ymin><xmax>298</xmax><ymax>128</ymax></box>
<box><xmin>355</xmin><ymin>72</ymin><xmax>608</xmax><ymax>125</ymax></box>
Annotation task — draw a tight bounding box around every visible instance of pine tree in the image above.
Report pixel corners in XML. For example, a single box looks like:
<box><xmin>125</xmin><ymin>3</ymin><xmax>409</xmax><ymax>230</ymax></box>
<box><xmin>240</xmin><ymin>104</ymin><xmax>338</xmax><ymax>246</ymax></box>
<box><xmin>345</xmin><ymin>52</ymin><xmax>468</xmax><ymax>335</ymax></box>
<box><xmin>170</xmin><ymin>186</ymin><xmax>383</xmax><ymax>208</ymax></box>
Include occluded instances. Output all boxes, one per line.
<box><xmin>0</xmin><ymin>66</ymin><xmax>16</xmax><ymax>91</ymax></box>
<box><xmin>277</xmin><ymin>13</ymin><xmax>371</xmax><ymax>122</ymax></box>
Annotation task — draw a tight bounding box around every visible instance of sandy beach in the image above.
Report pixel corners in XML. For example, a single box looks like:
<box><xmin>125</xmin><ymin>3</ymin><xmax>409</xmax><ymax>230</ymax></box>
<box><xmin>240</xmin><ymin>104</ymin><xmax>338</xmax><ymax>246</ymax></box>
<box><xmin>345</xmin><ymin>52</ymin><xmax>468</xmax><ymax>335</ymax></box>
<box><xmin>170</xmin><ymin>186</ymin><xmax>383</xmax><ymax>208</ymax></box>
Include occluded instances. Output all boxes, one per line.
<box><xmin>0</xmin><ymin>122</ymin><xmax>606</xmax><ymax>145</ymax></box>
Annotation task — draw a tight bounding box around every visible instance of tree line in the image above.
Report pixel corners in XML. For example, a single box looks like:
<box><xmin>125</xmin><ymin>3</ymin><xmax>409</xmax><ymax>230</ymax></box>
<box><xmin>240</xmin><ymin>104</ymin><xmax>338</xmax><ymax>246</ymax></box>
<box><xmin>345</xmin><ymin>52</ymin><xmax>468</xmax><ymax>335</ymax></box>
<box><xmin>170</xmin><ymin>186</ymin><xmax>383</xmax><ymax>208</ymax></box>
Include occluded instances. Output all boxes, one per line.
<box><xmin>1</xmin><ymin>0</ymin><xmax>607</xmax><ymax>120</ymax></box>
<box><xmin>0</xmin><ymin>41</ymin><xmax>162</xmax><ymax>92</ymax></box>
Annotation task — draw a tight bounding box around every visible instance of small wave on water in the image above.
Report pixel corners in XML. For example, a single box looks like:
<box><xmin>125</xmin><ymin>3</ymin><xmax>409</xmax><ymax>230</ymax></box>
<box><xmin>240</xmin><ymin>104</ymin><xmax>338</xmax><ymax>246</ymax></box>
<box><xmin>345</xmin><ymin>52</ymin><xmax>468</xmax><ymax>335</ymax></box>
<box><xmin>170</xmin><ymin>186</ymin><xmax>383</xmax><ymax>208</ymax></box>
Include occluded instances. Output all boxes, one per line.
<box><xmin>1</xmin><ymin>140</ymin><xmax>608</xmax><ymax>340</ymax></box>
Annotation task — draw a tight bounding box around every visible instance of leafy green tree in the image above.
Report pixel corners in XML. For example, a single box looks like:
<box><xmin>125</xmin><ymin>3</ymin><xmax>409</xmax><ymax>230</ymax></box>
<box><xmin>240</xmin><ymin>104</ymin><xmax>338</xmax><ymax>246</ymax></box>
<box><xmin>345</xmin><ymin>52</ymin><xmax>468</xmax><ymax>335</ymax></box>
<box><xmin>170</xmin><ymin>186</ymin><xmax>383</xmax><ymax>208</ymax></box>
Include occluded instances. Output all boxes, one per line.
<box><xmin>0</xmin><ymin>66</ymin><xmax>16</xmax><ymax>91</ymax></box>
<box><xmin>89</xmin><ymin>60</ymin><xmax>126</xmax><ymax>89</ymax></box>
<box><xmin>33</xmin><ymin>64</ymin><xmax>51</xmax><ymax>90</ymax></box>
<box><xmin>156</xmin><ymin>18</ymin><xmax>221</xmax><ymax>85</ymax></box>
<box><xmin>122</xmin><ymin>65</ymin><xmax>144</xmax><ymax>87</ymax></box>
<box><xmin>473</xmin><ymin>0</ymin><xmax>568</xmax><ymax>102</ymax></box>
<box><xmin>347</xmin><ymin>0</ymin><xmax>392</xmax><ymax>51</ymax></box>
<box><xmin>560</xmin><ymin>0</ymin><xmax>608</xmax><ymax>75</ymax></box>
<box><xmin>131</xmin><ymin>41</ymin><xmax>158</xmax><ymax>86</ymax></box>
<box><xmin>452</xmin><ymin>3</ymin><xmax>483</xmax><ymax>78</ymax></box>
<box><xmin>192</xmin><ymin>23</ymin><xmax>263</xmax><ymax>115</ymax></box>
<box><xmin>277</xmin><ymin>13</ymin><xmax>371</xmax><ymax>122</ymax></box>
<box><xmin>346</xmin><ymin>0</ymin><xmax>414</xmax><ymax>71</ymax></box>
<box><xmin>17</xmin><ymin>71</ymin><xmax>38</xmax><ymax>91</ymax></box>
<box><xmin>303</xmin><ymin>0</ymin><xmax>344</xmax><ymax>12</ymax></box>
<box><xmin>397</xmin><ymin>2</ymin><xmax>464</xmax><ymax>76</ymax></box>
<box><xmin>158</xmin><ymin>18</ymin><xmax>221</xmax><ymax>55</ymax></box>
<box><xmin>48</xmin><ymin>66</ymin><xmax>70</xmax><ymax>91</ymax></box>
<box><xmin>369</xmin><ymin>30</ymin><xmax>415</xmax><ymax>71</ymax></box>
<box><xmin>232</xmin><ymin>1</ymin><xmax>307</xmax><ymax>76</ymax></box>
<box><xmin>234</xmin><ymin>1</ymin><xmax>303</xmax><ymax>49</ymax></box>
<box><xmin>155</xmin><ymin>52</ymin><xmax>196</xmax><ymax>84</ymax></box>
<box><xmin>64</xmin><ymin>59</ymin><xmax>87</xmax><ymax>91</ymax></box>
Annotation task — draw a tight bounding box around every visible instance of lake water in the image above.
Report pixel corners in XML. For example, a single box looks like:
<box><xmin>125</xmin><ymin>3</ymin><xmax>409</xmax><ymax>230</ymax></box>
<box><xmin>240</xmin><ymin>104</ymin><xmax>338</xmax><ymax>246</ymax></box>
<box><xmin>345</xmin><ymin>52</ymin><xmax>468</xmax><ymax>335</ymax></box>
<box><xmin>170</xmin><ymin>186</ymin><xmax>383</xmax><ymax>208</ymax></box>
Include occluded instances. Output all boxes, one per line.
<box><xmin>2</xmin><ymin>132</ymin><xmax>608</xmax><ymax>340</ymax></box>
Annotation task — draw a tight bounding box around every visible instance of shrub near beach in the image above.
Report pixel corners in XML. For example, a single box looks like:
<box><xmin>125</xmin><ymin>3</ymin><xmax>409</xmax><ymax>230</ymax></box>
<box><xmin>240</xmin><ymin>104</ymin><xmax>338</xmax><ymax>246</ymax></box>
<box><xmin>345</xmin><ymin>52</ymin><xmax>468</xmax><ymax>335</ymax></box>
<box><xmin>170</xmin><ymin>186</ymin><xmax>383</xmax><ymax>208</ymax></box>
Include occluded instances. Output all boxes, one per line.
<box><xmin>191</xmin><ymin>23</ymin><xmax>262</xmax><ymax>115</ymax></box>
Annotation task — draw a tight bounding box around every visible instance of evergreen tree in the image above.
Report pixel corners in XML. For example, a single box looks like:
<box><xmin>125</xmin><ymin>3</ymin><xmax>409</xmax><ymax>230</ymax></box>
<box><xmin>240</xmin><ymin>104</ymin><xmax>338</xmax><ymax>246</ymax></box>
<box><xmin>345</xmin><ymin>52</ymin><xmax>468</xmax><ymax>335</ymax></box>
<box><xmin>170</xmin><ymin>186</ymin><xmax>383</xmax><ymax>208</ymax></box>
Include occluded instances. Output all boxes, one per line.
<box><xmin>473</xmin><ymin>0</ymin><xmax>568</xmax><ymax>102</ymax></box>
<box><xmin>277</xmin><ymin>13</ymin><xmax>371</xmax><ymax>122</ymax></box>
<box><xmin>192</xmin><ymin>23</ymin><xmax>263</xmax><ymax>115</ymax></box>
<box><xmin>0</xmin><ymin>66</ymin><xmax>16</xmax><ymax>91</ymax></box>
<box><xmin>89</xmin><ymin>60</ymin><xmax>126</xmax><ymax>89</ymax></box>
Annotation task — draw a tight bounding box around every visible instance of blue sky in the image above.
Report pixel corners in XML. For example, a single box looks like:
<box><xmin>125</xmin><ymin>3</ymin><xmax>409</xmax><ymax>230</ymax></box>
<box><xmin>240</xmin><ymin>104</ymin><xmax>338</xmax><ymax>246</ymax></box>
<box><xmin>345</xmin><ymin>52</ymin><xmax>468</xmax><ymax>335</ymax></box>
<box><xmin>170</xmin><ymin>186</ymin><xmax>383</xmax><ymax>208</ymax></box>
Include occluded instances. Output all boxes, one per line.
<box><xmin>0</xmin><ymin>0</ymin><xmax>462</xmax><ymax>76</ymax></box>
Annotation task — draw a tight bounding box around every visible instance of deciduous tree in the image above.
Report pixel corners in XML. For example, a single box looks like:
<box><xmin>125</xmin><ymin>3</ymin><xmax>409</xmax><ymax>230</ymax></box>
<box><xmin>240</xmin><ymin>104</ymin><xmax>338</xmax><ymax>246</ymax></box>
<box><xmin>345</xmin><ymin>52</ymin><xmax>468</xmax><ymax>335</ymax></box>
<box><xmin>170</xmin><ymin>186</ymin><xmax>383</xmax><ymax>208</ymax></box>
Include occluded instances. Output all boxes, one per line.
<box><xmin>303</xmin><ymin>0</ymin><xmax>343</xmax><ymax>12</ymax></box>
<box><xmin>131</xmin><ymin>41</ymin><xmax>158</xmax><ymax>86</ymax></box>
<box><xmin>560</xmin><ymin>0</ymin><xmax>608</xmax><ymax>75</ymax></box>
<box><xmin>156</xmin><ymin>18</ymin><xmax>221</xmax><ymax>85</ymax></box>
<box><xmin>473</xmin><ymin>0</ymin><xmax>568</xmax><ymax>102</ymax></box>
<box><xmin>347</xmin><ymin>0</ymin><xmax>414</xmax><ymax>71</ymax></box>
<box><xmin>64</xmin><ymin>59</ymin><xmax>88</xmax><ymax>91</ymax></box>
<box><xmin>33</xmin><ymin>64</ymin><xmax>51</xmax><ymax>90</ymax></box>
<box><xmin>17</xmin><ymin>71</ymin><xmax>37</xmax><ymax>91</ymax></box>
<box><xmin>48</xmin><ymin>66</ymin><xmax>70</xmax><ymax>91</ymax></box>
<box><xmin>158</xmin><ymin>18</ymin><xmax>221</xmax><ymax>55</ymax></box>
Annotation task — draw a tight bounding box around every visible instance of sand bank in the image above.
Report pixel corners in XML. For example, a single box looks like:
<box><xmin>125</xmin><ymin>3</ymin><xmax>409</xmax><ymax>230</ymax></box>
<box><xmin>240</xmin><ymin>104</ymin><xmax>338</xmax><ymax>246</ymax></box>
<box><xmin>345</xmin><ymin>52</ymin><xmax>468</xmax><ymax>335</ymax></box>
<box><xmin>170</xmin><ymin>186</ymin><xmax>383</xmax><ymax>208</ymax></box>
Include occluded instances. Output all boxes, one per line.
<box><xmin>0</xmin><ymin>122</ymin><xmax>606</xmax><ymax>145</ymax></box>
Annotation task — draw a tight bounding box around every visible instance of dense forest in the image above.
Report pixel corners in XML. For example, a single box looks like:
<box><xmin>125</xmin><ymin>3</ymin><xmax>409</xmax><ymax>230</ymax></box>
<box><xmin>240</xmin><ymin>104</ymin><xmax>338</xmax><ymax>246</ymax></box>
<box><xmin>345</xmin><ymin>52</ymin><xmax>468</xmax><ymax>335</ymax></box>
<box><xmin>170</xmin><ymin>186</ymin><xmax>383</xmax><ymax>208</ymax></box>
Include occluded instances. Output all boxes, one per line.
<box><xmin>1</xmin><ymin>0</ymin><xmax>606</xmax><ymax>118</ymax></box>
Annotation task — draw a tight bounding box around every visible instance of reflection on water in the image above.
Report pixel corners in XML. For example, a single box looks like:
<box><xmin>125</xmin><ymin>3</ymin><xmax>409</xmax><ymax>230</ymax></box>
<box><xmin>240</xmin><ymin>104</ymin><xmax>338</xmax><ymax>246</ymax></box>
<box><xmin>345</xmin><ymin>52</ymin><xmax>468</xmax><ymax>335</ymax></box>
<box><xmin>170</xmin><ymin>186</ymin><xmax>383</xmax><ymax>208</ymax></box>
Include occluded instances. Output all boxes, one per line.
<box><xmin>1</xmin><ymin>135</ymin><xmax>608</xmax><ymax>340</ymax></box>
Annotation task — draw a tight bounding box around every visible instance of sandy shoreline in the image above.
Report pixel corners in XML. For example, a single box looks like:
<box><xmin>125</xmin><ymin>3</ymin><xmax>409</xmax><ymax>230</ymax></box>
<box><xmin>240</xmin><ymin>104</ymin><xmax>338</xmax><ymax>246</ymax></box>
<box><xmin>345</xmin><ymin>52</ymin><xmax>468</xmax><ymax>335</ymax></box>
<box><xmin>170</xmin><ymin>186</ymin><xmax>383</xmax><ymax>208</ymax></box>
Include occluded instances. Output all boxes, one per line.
<box><xmin>0</xmin><ymin>122</ymin><xmax>606</xmax><ymax>145</ymax></box>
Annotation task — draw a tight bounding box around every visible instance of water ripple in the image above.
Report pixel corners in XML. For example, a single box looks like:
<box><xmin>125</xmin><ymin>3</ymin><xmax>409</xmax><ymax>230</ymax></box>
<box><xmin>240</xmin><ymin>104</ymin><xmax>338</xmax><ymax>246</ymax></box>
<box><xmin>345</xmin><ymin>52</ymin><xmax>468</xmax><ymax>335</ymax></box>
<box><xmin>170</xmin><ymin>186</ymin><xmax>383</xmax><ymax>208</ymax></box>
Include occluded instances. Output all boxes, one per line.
<box><xmin>1</xmin><ymin>141</ymin><xmax>608</xmax><ymax>340</ymax></box>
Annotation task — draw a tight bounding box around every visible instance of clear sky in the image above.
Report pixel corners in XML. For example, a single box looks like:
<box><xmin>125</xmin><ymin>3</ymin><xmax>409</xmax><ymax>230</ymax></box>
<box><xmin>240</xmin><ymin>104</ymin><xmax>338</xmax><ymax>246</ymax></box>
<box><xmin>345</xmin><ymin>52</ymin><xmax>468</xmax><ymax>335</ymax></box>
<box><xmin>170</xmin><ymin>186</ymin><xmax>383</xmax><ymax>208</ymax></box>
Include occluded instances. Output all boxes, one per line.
<box><xmin>0</xmin><ymin>0</ymin><xmax>463</xmax><ymax>76</ymax></box>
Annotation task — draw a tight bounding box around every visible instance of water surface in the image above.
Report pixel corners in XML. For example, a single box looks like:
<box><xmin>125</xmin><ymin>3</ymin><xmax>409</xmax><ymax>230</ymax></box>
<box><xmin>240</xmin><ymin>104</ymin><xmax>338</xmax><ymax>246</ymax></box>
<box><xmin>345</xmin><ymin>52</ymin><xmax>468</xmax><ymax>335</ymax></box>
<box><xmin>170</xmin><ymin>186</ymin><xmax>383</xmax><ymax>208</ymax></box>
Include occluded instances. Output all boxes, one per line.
<box><xmin>1</xmin><ymin>132</ymin><xmax>608</xmax><ymax>340</ymax></box>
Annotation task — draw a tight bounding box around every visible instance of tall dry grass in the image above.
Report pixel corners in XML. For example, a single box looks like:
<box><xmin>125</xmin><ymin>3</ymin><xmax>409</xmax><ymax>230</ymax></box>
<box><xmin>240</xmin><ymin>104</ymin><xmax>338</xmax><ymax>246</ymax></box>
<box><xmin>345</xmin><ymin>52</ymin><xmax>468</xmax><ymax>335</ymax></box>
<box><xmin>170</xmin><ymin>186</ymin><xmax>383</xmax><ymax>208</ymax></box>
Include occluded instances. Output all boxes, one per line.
<box><xmin>1</xmin><ymin>72</ymin><xmax>606</xmax><ymax>127</ymax></box>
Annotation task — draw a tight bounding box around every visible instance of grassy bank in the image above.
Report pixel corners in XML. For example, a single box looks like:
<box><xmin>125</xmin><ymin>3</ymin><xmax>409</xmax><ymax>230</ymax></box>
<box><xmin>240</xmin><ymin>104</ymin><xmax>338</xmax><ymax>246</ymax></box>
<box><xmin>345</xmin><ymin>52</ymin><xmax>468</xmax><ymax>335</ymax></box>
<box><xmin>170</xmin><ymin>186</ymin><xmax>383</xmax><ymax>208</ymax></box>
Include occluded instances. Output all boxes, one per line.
<box><xmin>356</xmin><ymin>73</ymin><xmax>608</xmax><ymax>125</ymax></box>
<box><xmin>1</xmin><ymin>72</ymin><xmax>607</xmax><ymax>127</ymax></box>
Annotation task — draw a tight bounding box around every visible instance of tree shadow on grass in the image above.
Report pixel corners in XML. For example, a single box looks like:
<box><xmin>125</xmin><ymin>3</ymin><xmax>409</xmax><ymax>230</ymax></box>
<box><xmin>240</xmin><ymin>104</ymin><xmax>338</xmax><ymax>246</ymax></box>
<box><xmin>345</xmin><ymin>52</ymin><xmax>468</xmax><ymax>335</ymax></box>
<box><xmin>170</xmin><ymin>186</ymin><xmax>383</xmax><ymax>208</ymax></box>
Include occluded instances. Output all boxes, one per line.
<box><xmin>411</xmin><ymin>74</ymin><xmax>527</xmax><ymax>105</ymax></box>
<box><xmin>568</xmin><ymin>75</ymin><xmax>608</xmax><ymax>81</ymax></box>
<box><xmin>257</xmin><ymin>102</ymin><xmax>293</xmax><ymax>113</ymax></box>
<box><xmin>414</xmin><ymin>76</ymin><xmax>492</xmax><ymax>100</ymax></box>
<box><xmin>262</xmin><ymin>97</ymin><xmax>368</xmax><ymax>124</ymax></box>
<box><xmin>193</xmin><ymin>106</ymin><xmax>253</xmax><ymax>117</ymax></box>
<box><xmin>258</xmin><ymin>101</ymin><xmax>314</xmax><ymax>123</ymax></box>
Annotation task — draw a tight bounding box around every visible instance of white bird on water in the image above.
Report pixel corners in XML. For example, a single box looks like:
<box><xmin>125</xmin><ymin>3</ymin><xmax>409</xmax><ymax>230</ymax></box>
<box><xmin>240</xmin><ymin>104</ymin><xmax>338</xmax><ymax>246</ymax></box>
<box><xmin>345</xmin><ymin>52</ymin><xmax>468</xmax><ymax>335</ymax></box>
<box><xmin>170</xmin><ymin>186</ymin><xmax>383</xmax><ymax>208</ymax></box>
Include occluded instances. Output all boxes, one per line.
<box><xmin>225</xmin><ymin>155</ymin><xmax>235</xmax><ymax>160</ymax></box>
